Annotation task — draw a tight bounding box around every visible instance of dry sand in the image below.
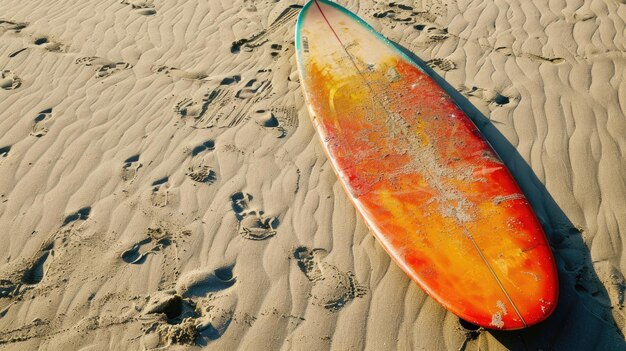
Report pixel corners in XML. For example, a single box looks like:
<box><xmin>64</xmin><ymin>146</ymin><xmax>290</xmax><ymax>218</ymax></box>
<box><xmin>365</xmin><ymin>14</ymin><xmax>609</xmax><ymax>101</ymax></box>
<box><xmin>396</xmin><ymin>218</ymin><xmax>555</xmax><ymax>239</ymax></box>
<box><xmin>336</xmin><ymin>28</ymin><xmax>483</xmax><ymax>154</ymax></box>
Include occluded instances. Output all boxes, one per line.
<box><xmin>0</xmin><ymin>0</ymin><xmax>625</xmax><ymax>350</ymax></box>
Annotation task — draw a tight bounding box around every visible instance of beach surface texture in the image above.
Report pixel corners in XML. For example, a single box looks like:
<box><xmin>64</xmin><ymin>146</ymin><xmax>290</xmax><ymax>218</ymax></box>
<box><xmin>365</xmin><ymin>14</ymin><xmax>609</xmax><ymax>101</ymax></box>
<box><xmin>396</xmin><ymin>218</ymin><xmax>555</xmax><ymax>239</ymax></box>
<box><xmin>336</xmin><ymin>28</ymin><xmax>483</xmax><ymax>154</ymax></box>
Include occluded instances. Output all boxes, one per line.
<box><xmin>0</xmin><ymin>0</ymin><xmax>625</xmax><ymax>350</ymax></box>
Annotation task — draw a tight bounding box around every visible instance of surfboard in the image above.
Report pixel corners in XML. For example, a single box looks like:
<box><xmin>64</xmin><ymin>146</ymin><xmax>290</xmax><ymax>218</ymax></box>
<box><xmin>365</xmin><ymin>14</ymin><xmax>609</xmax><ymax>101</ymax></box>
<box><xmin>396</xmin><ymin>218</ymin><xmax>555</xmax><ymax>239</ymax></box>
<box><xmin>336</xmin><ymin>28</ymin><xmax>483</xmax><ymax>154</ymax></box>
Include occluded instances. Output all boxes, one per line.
<box><xmin>295</xmin><ymin>0</ymin><xmax>558</xmax><ymax>330</ymax></box>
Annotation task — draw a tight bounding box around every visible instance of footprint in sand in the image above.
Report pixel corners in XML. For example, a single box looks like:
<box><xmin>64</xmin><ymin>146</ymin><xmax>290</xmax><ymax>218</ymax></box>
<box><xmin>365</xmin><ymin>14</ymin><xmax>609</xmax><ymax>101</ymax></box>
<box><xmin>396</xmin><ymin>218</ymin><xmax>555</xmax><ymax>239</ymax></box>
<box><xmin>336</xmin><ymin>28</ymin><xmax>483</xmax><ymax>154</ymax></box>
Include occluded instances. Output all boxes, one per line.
<box><xmin>187</xmin><ymin>162</ymin><xmax>217</xmax><ymax>184</ymax></box>
<box><xmin>0</xmin><ymin>20</ymin><xmax>28</xmax><ymax>33</ymax></box>
<box><xmin>22</xmin><ymin>243</ymin><xmax>55</xmax><ymax>285</ymax></box>
<box><xmin>30</xmin><ymin>108</ymin><xmax>53</xmax><ymax>137</ymax></box>
<box><xmin>235</xmin><ymin>74</ymin><xmax>272</xmax><ymax>100</ymax></box>
<box><xmin>0</xmin><ymin>238</ymin><xmax>58</xmax><ymax>298</ymax></box>
<box><xmin>371</xmin><ymin>1</ymin><xmax>446</xmax><ymax>30</ymax></box>
<box><xmin>142</xmin><ymin>284</ymin><xmax>251</xmax><ymax>346</ymax></box>
<box><xmin>174</xmin><ymin>97</ymin><xmax>206</xmax><ymax>119</ymax></box>
<box><xmin>121</xmin><ymin>0</ymin><xmax>157</xmax><ymax>15</ymax></box>
<box><xmin>176</xmin><ymin>266</ymin><xmax>236</xmax><ymax>298</ymax></box>
<box><xmin>253</xmin><ymin>106</ymin><xmax>298</xmax><ymax>138</ymax></box>
<box><xmin>426</xmin><ymin>58</ymin><xmax>457</xmax><ymax>71</ymax></box>
<box><xmin>372</xmin><ymin>2</ymin><xmax>432</xmax><ymax>21</ymax></box>
<box><xmin>75</xmin><ymin>56</ymin><xmax>133</xmax><ymax>79</ymax></box>
<box><xmin>142</xmin><ymin>290</ymin><xmax>229</xmax><ymax>346</ymax></box>
<box><xmin>62</xmin><ymin>207</ymin><xmax>91</xmax><ymax>226</ymax></box>
<box><xmin>195</xmin><ymin>294</ymin><xmax>260</xmax><ymax>343</ymax></box>
<box><xmin>231</xmin><ymin>5</ymin><xmax>302</xmax><ymax>53</ymax></box>
<box><xmin>155</xmin><ymin>317</ymin><xmax>199</xmax><ymax>345</ymax></box>
<box><xmin>151</xmin><ymin>177</ymin><xmax>170</xmax><ymax>207</ymax></box>
<box><xmin>458</xmin><ymin>85</ymin><xmax>514</xmax><ymax>107</ymax></box>
<box><xmin>409</xmin><ymin>22</ymin><xmax>453</xmax><ymax>44</ymax></box>
<box><xmin>187</xmin><ymin>140</ymin><xmax>217</xmax><ymax>184</ymax></box>
<box><xmin>0</xmin><ymin>277</ymin><xmax>17</xmax><ymax>296</ymax></box>
<box><xmin>191</xmin><ymin>140</ymin><xmax>215</xmax><ymax>157</ymax></box>
<box><xmin>152</xmin><ymin>65</ymin><xmax>208</xmax><ymax>81</ymax></box>
<box><xmin>0</xmin><ymin>145</ymin><xmax>10</xmax><ymax>158</ymax></box>
<box><xmin>121</xmin><ymin>228</ymin><xmax>171</xmax><ymax>264</ymax></box>
<box><xmin>197</xmin><ymin>303</ymin><xmax>234</xmax><ymax>341</ymax></box>
<box><xmin>425</xmin><ymin>26</ymin><xmax>449</xmax><ymax>41</ymax></box>
<box><xmin>0</xmin><ymin>239</ymin><xmax>57</xmax><ymax>299</ymax></box>
<box><xmin>175</xmin><ymin>71</ymin><xmax>272</xmax><ymax>129</ymax></box>
<box><xmin>143</xmin><ymin>291</ymin><xmax>187</xmax><ymax>320</ymax></box>
<box><xmin>253</xmin><ymin>110</ymin><xmax>280</xmax><ymax>128</ymax></box>
<box><xmin>0</xmin><ymin>280</ymin><xmax>18</xmax><ymax>298</ymax></box>
<box><xmin>0</xmin><ymin>70</ymin><xmax>22</xmax><ymax>90</ymax></box>
<box><xmin>230</xmin><ymin>192</ymin><xmax>279</xmax><ymax>240</ymax></box>
<box><xmin>269</xmin><ymin>43</ymin><xmax>284</xmax><ymax>58</ymax></box>
<box><xmin>173</xmin><ymin>76</ymin><xmax>240</xmax><ymax>119</ymax></box>
<box><xmin>32</xmin><ymin>36</ymin><xmax>65</xmax><ymax>53</ymax></box>
<box><xmin>293</xmin><ymin>247</ymin><xmax>367</xmax><ymax>311</ymax></box>
<box><xmin>141</xmin><ymin>290</ymin><xmax>205</xmax><ymax>348</ymax></box>
<box><xmin>121</xmin><ymin>154</ymin><xmax>142</xmax><ymax>182</ymax></box>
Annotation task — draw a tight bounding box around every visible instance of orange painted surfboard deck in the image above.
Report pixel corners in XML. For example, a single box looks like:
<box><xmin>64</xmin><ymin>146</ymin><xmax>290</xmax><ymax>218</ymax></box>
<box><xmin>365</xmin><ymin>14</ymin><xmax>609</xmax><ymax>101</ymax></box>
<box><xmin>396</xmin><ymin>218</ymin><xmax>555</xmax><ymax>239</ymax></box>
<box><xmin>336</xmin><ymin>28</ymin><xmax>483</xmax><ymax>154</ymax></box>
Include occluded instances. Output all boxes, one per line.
<box><xmin>295</xmin><ymin>0</ymin><xmax>558</xmax><ymax>330</ymax></box>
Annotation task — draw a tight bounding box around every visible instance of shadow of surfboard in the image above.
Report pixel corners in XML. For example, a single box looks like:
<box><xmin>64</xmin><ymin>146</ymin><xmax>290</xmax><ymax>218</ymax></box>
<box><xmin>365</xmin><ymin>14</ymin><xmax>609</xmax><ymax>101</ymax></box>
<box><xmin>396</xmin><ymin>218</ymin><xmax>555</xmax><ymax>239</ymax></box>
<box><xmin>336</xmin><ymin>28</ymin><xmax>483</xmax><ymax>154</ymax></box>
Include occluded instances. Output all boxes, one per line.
<box><xmin>392</xmin><ymin>42</ymin><xmax>625</xmax><ymax>350</ymax></box>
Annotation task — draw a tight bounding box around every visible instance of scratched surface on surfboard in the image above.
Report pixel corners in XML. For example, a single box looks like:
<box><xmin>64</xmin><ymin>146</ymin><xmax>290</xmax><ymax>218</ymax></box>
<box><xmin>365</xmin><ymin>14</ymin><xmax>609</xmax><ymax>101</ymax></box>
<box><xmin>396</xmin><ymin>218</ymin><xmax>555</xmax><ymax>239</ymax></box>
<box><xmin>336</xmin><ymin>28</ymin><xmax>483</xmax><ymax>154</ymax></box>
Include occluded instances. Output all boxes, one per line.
<box><xmin>296</xmin><ymin>0</ymin><xmax>557</xmax><ymax>330</ymax></box>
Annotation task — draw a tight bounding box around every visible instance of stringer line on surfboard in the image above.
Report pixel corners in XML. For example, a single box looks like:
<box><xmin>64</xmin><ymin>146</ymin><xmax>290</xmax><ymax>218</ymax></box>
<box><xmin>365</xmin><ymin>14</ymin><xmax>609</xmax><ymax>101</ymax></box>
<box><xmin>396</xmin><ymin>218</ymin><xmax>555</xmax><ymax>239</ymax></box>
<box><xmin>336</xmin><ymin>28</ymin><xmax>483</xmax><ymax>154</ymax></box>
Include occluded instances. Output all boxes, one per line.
<box><xmin>311</xmin><ymin>0</ymin><xmax>527</xmax><ymax>327</ymax></box>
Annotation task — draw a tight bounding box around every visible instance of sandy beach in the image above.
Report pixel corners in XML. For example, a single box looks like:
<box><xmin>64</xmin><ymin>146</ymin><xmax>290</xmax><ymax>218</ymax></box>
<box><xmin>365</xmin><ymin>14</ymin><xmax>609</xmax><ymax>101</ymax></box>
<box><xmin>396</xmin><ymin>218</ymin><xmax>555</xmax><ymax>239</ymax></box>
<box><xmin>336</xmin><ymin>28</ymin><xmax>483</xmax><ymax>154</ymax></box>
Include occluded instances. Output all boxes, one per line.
<box><xmin>0</xmin><ymin>0</ymin><xmax>625</xmax><ymax>350</ymax></box>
